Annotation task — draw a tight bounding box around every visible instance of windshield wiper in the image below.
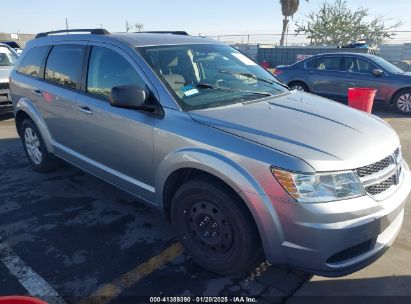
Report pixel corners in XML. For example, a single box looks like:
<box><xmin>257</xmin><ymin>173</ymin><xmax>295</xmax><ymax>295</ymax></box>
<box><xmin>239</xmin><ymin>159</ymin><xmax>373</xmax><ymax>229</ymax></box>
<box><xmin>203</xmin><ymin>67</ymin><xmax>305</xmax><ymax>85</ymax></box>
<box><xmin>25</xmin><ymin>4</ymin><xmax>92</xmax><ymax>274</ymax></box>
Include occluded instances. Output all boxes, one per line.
<box><xmin>219</xmin><ymin>69</ymin><xmax>291</xmax><ymax>90</ymax></box>
<box><xmin>195</xmin><ymin>83</ymin><xmax>235</xmax><ymax>92</ymax></box>
<box><xmin>196</xmin><ymin>82</ymin><xmax>272</xmax><ymax>99</ymax></box>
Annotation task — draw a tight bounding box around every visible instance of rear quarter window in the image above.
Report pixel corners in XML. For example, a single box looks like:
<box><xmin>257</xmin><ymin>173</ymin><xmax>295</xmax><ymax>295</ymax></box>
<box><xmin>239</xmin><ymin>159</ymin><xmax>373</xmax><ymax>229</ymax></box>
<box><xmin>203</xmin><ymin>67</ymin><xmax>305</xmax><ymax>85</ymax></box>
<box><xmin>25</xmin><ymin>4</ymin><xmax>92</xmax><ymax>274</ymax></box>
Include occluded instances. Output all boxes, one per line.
<box><xmin>45</xmin><ymin>45</ymin><xmax>85</xmax><ymax>89</ymax></box>
<box><xmin>17</xmin><ymin>46</ymin><xmax>49</xmax><ymax>78</ymax></box>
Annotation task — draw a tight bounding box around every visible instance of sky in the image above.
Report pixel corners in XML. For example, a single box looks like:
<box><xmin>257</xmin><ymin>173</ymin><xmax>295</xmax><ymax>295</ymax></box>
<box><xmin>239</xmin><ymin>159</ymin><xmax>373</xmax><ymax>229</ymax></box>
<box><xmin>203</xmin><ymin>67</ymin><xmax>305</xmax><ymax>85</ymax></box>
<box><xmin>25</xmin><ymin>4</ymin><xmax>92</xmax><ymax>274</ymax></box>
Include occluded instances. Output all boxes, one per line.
<box><xmin>1</xmin><ymin>0</ymin><xmax>410</xmax><ymax>36</ymax></box>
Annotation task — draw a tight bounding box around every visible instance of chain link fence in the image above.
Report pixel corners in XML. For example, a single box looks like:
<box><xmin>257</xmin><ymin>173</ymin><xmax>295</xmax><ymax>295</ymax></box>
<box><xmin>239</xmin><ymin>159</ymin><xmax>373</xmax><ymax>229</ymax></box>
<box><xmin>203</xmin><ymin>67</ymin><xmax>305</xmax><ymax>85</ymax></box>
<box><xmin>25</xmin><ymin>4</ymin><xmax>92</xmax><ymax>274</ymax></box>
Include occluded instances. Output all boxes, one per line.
<box><xmin>204</xmin><ymin>31</ymin><xmax>411</xmax><ymax>47</ymax></box>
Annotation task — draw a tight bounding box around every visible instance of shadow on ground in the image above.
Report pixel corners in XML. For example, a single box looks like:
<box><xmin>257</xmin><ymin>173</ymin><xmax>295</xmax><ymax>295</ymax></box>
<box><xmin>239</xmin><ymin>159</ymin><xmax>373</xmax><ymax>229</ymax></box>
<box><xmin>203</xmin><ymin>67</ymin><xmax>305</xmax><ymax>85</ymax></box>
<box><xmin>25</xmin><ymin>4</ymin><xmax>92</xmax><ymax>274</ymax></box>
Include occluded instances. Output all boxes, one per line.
<box><xmin>287</xmin><ymin>275</ymin><xmax>411</xmax><ymax>304</ymax></box>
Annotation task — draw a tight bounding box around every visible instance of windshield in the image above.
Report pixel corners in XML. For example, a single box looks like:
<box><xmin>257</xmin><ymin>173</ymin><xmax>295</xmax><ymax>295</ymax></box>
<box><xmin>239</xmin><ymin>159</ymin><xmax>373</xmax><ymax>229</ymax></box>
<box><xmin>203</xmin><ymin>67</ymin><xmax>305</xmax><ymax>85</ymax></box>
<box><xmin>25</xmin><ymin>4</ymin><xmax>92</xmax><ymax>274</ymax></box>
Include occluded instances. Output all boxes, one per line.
<box><xmin>138</xmin><ymin>44</ymin><xmax>289</xmax><ymax>110</ymax></box>
<box><xmin>372</xmin><ymin>55</ymin><xmax>404</xmax><ymax>74</ymax></box>
<box><xmin>0</xmin><ymin>47</ymin><xmax>18</xmax><ymax>66</ymax></box>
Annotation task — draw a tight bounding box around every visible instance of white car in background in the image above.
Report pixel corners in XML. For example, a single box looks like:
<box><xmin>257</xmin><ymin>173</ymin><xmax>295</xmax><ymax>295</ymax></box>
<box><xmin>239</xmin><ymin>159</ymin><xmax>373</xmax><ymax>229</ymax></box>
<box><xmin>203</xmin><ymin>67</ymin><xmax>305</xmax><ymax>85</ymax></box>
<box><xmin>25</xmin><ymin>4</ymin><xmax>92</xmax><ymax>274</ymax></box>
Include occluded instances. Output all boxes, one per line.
<box><xmin>0</xmin><ymin>43</ymin><xmax>18</xmax><ymax>103</ymax></box>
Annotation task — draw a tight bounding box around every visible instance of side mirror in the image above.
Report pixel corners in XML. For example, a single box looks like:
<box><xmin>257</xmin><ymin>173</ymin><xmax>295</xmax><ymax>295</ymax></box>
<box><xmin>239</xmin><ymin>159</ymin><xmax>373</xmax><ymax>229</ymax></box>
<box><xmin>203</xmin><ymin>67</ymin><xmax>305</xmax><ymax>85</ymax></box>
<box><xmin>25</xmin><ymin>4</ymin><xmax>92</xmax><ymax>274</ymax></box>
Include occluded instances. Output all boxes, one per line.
<box><xmin>109</xmin><ymin>85</ymin><xmax>156</xmax><ymax>112</ymax></box>
<box><xmin>372</xmin><ymin>69</ymin><xmax>384</xmax><ymax>77</ymax></box>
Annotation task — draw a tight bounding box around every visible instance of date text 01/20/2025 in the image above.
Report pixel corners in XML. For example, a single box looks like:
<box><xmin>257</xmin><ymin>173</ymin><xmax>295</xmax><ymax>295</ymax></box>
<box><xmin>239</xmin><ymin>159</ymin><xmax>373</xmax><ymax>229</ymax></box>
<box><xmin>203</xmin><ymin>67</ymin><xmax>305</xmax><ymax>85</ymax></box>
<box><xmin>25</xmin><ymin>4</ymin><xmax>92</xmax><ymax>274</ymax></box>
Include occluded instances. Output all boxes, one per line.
<box><xmin>149</xmin><ymin>296</ymin><xmax>258</xmax><ymax>303</ymax></box>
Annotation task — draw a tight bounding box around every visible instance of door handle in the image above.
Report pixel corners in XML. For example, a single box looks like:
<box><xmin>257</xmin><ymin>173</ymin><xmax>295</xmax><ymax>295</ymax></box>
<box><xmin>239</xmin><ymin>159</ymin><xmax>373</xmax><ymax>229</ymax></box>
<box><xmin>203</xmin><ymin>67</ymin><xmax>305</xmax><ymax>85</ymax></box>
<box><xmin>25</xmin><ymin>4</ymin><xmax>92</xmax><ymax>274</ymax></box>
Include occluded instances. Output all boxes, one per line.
<box><xmin>308</xmin><ymin>70</ymin><xmax>315</xmax><ymax>74</ymax></box>
<box><xmin>77</xmin><ymin>105</ymin><xmax>93</xmax><ymax>115</ymax></box>
<box><xmin>32</xmin><ymin>90</ymin><xmax>43</xmax><ymax>96</ymax></box>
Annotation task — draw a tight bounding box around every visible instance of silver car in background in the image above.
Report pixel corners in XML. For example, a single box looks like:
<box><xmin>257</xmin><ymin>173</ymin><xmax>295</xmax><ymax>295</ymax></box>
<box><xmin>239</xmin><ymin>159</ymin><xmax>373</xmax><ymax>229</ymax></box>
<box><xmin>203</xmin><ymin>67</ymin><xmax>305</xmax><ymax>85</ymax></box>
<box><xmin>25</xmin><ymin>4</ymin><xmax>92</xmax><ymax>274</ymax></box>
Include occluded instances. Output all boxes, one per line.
<box><xmin>10</xmin><ymin>29</ymin><xmax>411</xmax><ymax>277</ymax></box>
<box><xmin>0</xmin><ymin>43</ymin><xmax>18</xmax><ymax>102</ymax></box>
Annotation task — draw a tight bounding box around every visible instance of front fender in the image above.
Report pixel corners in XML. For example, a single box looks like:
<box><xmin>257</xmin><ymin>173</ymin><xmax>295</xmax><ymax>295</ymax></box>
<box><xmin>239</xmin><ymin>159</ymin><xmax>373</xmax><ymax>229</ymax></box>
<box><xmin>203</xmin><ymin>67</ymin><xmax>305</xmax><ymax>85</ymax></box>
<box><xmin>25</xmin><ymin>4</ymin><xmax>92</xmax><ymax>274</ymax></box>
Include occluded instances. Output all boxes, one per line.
<box><xmin>155</xmin><ymin>147</ymin><xmax>286</xmax><ymax>263</ymax></box>
<box><xmin>15</xmin><ymin>98</ymin><xmax>54</xmax><ymax>153</ymax></box>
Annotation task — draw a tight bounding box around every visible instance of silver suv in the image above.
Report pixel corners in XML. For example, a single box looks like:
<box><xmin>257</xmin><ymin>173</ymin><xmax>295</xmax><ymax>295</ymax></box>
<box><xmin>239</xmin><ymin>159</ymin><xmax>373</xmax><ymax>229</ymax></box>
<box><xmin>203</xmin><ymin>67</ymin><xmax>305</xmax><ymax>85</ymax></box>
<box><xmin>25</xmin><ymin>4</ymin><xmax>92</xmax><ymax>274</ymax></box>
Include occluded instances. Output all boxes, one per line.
<box><xmin>10</xmin><ymin>29</ymin><xmax>411</xmax><ymax>277</ymax></box>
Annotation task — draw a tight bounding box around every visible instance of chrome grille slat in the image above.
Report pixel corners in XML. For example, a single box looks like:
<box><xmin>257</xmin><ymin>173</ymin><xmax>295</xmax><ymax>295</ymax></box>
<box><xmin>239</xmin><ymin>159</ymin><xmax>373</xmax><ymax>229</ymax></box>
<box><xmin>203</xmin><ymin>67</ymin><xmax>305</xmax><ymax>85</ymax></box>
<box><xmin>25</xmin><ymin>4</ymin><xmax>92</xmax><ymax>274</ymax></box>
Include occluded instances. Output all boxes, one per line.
<box><xmin>356</xmin><ymin>155</ymin><xmax>392</xmax><ymax>177</ymax></box>
<box><xmin>356</xmin><ymin>148</ymin><xmax>402</xmax><ymax>198</ymax></box>
<box><xmin>365</xmin><ymin>175</ymin><xmax>396</xmax><ymax>195</ymax></box>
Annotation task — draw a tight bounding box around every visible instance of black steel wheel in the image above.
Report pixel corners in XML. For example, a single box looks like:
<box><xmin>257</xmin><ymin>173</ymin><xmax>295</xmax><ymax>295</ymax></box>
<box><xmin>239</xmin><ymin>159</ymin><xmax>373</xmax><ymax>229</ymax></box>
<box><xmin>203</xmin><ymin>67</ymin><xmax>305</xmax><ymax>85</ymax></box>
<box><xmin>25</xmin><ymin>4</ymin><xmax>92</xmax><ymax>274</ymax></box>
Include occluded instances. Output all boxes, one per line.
<box><xmin>171</xmin><ymin>176</ymin><xmax>263</xmax><ymax>277</ymax></box>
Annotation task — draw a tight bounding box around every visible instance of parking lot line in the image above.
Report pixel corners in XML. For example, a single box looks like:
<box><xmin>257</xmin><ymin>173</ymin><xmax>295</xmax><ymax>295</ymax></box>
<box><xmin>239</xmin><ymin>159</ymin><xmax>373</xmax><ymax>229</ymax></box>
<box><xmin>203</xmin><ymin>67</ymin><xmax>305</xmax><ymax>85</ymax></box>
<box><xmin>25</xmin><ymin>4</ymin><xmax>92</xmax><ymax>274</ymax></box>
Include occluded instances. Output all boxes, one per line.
<box><xmin>82</xmin><ymin>242</ymin><xmax>184</xmax><ymax>304</ymax></box>
<box><xmin>0</xmin><ymin>241</ymin><xmax>67</xmax><ymax>304</ymax></box>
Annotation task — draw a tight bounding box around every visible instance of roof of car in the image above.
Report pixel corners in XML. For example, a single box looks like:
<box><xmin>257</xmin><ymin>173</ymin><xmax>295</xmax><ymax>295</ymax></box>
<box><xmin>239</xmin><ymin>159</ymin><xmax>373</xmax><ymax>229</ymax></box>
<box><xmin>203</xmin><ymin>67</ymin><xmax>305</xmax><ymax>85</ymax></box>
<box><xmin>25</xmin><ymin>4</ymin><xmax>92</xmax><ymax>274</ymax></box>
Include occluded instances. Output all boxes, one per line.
<box><xmin>32</xmin><ymin>31</ymin><xmax>217</xmax><ymax>47</ymax></box>
<box><xmin>312</xmin><ymin>52</ymin><xmax>376</xmax><ymax>58</ymax></box>
<box><xmin>110</xmin><ymin>32</ymin><xmax>216</xmax><ymax>46</ymax></box>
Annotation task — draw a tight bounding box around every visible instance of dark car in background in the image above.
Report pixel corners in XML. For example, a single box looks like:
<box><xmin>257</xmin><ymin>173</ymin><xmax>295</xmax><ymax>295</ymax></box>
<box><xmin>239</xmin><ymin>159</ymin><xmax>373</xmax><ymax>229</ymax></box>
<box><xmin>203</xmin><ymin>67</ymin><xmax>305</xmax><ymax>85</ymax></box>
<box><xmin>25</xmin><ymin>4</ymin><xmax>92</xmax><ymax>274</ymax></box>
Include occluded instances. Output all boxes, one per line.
<box><xmin>274</xmin><ymin>53</ymin><xmax>411</xmax><ymax>115</ymax></box>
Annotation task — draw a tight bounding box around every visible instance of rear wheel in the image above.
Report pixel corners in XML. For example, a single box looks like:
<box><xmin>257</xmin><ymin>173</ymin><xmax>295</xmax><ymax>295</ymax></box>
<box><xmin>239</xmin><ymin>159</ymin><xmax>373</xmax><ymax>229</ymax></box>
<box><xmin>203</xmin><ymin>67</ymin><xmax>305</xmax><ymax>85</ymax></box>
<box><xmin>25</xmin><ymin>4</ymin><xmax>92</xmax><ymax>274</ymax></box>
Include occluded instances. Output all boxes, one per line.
<box><xmin>393</xmin><ymin>89</ymin><xmax>411</xmax><ymax>115</ymax></box>
<box><xmin>20</xmin><ymin>119</ymin><xmax>58</xmax><ymax>172</ymax></box>
<box><xmin>289</xmin><ymin>81</ymin><xmax>309</xmax><ymax>92</ymax></box>
<box><xmin>171</xmin><ymin>176</ymin><xmax>263</xmax><ymax>277</ymax></box>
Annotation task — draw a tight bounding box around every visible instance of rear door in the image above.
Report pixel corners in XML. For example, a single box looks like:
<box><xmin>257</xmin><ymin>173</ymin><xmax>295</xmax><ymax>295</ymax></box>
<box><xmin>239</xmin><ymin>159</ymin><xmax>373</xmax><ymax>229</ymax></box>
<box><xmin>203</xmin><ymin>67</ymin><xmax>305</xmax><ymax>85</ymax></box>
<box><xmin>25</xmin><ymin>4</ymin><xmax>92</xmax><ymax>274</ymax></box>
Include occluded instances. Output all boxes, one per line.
<box><xmin>305</xmin><ymin>56</ymin><xmax>345</xmax><ymax>100</ymax></box>
<box><xmin>38</xmin><ymin>43</ymin><xmax>87</xmax><ymax>148</ymax></box>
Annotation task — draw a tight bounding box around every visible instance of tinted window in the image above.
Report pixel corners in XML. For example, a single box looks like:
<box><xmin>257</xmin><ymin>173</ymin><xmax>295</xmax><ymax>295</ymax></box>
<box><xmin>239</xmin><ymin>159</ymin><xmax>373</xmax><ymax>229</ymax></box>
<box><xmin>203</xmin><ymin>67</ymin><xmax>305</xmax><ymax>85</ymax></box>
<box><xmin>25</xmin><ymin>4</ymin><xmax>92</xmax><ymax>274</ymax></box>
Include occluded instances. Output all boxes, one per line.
<box><xmin>342</xmin><ymin>57</ymin><xmax>376</xmax><ymax>73</ymax></box>
<box><xmin>306</xmin><ymin>57</ymin><xmax>341</xmax><ymax>71</ymax></box>
<box><xmin>87</xmin><ymin>47</ymin><xmax>146</xmax><ymax>99</ymax></box>
<box><xmin>17</xmin><ymin>46</ymin><xmax>49</xmax><ymax>78</ymax></box>
<box><xmin>45</xmin><ymin>45</ymin><xmax>85</xmax><ymax>89</ymax></box>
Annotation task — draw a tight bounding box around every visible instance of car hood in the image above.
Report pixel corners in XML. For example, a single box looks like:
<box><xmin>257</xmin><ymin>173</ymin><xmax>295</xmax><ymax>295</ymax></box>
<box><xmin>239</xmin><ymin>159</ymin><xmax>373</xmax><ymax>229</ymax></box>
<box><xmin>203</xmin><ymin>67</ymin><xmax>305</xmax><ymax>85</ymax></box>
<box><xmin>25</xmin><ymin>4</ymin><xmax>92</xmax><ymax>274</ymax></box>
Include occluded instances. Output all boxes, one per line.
<box><xmin>189</xmin><ymin>91</ymin><xmax>400</xmax><ymax>172</ymax></box>
<box><xmin>0</xmin><ymin>66</ymin><xmax>13</xmax><ymax>82</ymax></box>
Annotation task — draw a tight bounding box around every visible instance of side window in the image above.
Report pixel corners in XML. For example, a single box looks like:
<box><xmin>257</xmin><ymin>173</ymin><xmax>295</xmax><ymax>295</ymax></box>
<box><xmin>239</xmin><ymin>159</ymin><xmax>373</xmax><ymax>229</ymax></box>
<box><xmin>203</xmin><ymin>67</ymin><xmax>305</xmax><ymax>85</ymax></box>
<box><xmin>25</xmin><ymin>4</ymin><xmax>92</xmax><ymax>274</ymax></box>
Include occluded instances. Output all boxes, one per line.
<box><xmin>341</xmin><ymin>57</ymin><xmax>356</xmax><ymax>72</ymax></box>
<box><xmin>87</xmin><ymin>46</ymin><xmax>146</xmax><ymax>99</ymax></box>
<box><xmin>342</xmin><ymin>57</ymin><xmax>376</xmax><ymax>74</ymax></box>
<box><xmin>306</xmin><ymin>58</ymin><xmax>320</xmax><ymax>69</ymax></box>
<box><xmin>356</xmin><ymin>58</ymin><xmax>376</xmax><ymax>74</ymax></box>
<box><xmin>17</xmin><ymin>46</ymin><xmax>49</xmax><ymax>78</ymax></box>
<box><xmin>306</xmin><ymin>57</ymin><xmax>341</xmax><ymax>71</ymax></box>
<box><xmin>45</xmin><ymin>45</ymin><xmax>85</xmax><ymax>89</ymax></box>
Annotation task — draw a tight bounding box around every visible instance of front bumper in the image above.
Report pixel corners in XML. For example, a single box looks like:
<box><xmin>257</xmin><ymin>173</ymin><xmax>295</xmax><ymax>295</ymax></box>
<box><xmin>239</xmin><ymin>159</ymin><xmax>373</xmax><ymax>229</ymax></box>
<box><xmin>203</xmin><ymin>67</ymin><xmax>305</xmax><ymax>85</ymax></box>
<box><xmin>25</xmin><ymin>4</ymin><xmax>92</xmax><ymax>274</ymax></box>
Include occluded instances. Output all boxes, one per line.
<box><xmin>268</xmin><ymin>160</ymin><xmax>411</xmax><ymax>277</ymax></box>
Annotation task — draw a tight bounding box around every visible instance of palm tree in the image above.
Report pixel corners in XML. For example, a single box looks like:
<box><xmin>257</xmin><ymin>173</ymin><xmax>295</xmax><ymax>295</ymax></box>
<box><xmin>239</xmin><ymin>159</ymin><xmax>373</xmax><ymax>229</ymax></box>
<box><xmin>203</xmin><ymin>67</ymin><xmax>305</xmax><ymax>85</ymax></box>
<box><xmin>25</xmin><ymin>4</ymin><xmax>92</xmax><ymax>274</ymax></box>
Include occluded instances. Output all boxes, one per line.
<box><xmin>279</xmin><ymin>0</ymin><xmax>307</xmax><ymax>46</ymax></box>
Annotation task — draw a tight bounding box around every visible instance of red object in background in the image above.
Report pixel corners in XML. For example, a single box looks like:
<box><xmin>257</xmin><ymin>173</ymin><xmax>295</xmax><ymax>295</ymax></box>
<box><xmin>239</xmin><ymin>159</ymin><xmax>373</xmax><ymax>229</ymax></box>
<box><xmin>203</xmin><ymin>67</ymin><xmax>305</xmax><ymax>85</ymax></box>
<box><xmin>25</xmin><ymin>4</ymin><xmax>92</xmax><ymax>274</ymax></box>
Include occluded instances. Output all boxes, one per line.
<box><xmin>0</xmin><ymin>296</ymin><xmax>47</xmax><ymax>304</ymax></box>
<box><xmin>260</xmin><ymin>60</ymin><xmax>270</xmax><ymax>69</ymax></box>
<box><xmin>273</xmin><ymin>69</ymin><xmax>283</xmax><ymax>76</ymax></box>
<box><xmin>348</xmin><ymin>88</ymin><xmax>377</xmax><ymax>113</ymax></box>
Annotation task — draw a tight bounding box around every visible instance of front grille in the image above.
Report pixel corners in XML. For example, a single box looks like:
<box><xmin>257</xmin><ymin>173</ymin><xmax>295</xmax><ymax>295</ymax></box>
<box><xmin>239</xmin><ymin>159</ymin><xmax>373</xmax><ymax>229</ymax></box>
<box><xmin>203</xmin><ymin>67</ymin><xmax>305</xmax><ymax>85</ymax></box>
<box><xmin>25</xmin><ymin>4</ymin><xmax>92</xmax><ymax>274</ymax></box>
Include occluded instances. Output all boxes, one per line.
<box><xmin>356</xmin><ymin>148</ymin><xmax>402</xmax><ymax>198</ymax></box>
<box><xmin>0</xmin><ymin>82</ymin><xmax>10</xmax><ymax>90</ymax></box>
<box><xmin>356</xmin><ymin>155</ymin><xmax>392</xmax><ymax>177</ymax></box>
<box><xmin>365</xmin><ymin>174</ymin><xmax>396</xmax><ymax>195</ymax></box>
<box><xmin>327</xmin><ymin>239</ymin><xmax>373</xmax><ymax>264</ymax></box>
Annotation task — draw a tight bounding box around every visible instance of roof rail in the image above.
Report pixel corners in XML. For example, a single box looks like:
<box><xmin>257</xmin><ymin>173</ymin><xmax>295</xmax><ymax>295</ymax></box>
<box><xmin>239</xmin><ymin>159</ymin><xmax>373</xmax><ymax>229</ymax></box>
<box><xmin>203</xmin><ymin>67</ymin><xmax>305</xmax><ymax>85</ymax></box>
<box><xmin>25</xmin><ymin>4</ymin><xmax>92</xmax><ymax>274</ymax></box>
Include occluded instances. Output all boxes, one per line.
<box><xmin>35</xmin><ymin>28</ymin><xmax>110</xmax><ymax>39</ymax></box>
<box><xmin>137</xmin><ymin>31</ymin><xmax>189</xmax><ymax>36</ymax></box>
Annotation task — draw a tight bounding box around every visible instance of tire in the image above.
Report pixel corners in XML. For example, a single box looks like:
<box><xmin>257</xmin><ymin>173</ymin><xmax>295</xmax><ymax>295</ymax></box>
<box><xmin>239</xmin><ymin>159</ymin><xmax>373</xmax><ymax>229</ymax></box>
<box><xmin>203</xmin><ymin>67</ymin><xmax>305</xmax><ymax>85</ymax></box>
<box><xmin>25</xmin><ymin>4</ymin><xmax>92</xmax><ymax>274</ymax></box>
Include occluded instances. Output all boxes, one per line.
<box><xmin>171</xmin><ymin>176</ymin><xmax>263</xmax><ymax>277</ymax></box>
<box><xmin>289</xmin><ymin>81</ymin><xmax>309</xmax><ymax>92</ymax></box>
<box><xmin>393</xmin><ymin>89</ymin><xmax>411</xmax><ymax>115</ymax></box>
<box><xmin>20</xmin><ymin>119</ymin><xmax>58</xmax><ymax>172</ymax></box>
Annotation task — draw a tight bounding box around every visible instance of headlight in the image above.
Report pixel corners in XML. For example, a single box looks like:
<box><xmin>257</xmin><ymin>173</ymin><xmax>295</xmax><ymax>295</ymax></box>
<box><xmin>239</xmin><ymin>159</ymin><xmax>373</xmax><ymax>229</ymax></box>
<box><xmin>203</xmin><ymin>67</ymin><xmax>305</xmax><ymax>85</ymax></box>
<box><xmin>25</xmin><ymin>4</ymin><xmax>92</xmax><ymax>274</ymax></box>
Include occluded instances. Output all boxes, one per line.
<box><xmin>271</xmin><ymin>168</ymin><xmax>365</xmax><ymax>203</ymax></box>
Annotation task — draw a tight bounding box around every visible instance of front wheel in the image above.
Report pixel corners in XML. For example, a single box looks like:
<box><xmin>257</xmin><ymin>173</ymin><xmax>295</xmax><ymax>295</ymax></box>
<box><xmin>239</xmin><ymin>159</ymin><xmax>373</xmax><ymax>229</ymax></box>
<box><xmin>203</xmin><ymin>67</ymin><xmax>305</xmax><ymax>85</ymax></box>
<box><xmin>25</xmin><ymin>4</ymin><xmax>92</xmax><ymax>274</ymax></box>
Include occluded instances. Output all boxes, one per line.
<box><xmin>171</xmin><ymin>176</ymin><xmax>263</xmax><ymax>277</ymax></box>
<box><xmin>393</xmin><ymin>89</ymin><xmax>411</xmax><ymax>115</ymax></box>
